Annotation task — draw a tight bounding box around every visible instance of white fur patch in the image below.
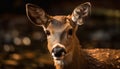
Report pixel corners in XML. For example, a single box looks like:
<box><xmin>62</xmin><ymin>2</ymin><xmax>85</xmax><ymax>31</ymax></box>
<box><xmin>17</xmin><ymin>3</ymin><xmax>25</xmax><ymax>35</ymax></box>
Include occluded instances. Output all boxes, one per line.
<box><xmin>72</xmin><ymin>10</ymin><xmax>79</xmax><ymax>22</ymax></box>
<box><xmin>72</xmin><ymin>16</ymin><xmax>76</xmax><ymax>22</ymax></box>
<box><xmin>52</xmin><ymin>43</ymin><xmax>66</xmax><ymax>50</ymax></box>
<box><xmin>54</xmin><ymin>60</ymin><xmax>64</xmax><ymax>66</ymax></box>
<box><xmin>77</xmin><ymin>19</ymin><xmax>83</xmax><ymax>25</ymax></box>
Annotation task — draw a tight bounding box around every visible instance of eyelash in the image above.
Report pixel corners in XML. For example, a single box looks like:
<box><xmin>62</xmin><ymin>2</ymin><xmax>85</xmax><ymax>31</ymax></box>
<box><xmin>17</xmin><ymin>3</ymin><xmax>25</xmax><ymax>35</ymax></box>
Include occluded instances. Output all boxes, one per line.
<box><xmin>68</xmin><ymin>29</ymin><xmax>73</xmax><ymax>36</ymax></box>
<box><xmin>46</xmin><ymin>30</ymin><xmax>51</xmax><ymax>36</ymax></box>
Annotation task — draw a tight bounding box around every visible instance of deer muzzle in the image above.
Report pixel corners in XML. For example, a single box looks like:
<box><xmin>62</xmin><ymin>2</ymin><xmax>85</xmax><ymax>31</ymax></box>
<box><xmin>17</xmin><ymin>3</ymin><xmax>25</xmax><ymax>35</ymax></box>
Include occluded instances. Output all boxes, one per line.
<box><xmin>52</xmin><ymin>45</ymin><xmax>66</xmax><ymax>60</ymax></box>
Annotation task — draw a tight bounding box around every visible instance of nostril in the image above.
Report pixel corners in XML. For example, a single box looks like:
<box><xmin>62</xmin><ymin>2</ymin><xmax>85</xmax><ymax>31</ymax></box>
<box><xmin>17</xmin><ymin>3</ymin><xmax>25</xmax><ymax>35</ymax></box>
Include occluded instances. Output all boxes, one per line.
<box><xmin>52</xmin><ymin>46</ymin><xmax>66</xmax><ymax>57</ymax></box>
<box><xmin>54</xmin><ymin>52</ymin><xmax>62</xmax><ymax>57</ymax></box>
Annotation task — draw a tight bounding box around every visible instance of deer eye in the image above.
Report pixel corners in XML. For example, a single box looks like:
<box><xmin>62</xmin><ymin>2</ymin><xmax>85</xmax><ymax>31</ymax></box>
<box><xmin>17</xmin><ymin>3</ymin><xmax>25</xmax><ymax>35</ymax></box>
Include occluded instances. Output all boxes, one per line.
<box><xmin>68</xmin><ymin>29</ymin><xmax>73</xmax><ymax>36</ymax></box>
<box><xmin>46</xmin><ymin>30</ymin><xmax>51</xmax><ymax>36</ymax></box>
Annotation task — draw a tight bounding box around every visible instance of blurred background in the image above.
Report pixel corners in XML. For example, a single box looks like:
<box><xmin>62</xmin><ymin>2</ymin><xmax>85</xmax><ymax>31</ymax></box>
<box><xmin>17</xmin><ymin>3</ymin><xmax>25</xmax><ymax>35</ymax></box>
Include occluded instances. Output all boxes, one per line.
<box><xmin>0</xmin><ymin>0</ymin><xmax>120</xmax><ymax>69</ymax></box>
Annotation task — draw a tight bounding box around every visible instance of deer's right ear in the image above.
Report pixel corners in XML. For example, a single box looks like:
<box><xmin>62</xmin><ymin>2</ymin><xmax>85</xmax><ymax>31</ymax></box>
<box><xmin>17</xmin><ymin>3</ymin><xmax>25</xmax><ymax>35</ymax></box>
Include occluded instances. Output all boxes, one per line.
<box><xmin>26</xmin><ymin>3</ymin><xmax>49</xmax><ymax>27</ymax></box>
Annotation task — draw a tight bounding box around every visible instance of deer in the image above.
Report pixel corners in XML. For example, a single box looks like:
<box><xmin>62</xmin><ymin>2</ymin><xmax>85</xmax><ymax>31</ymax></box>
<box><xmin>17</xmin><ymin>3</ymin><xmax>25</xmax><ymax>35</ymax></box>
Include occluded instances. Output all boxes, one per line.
<box><xmin>26</xmin><ymin>2</ymin><xmax>120</xmax><ymax>69</ymax></box>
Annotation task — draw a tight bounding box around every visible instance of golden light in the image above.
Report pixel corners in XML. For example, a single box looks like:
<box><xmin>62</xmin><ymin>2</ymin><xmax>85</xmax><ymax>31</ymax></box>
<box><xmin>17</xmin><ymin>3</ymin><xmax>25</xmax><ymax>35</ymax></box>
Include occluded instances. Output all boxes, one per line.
<box><xmin>13</xmin><ymin>37</ymin><xmax>22</xmax><ymax>45</ymax></box>
<box><xmin>32</xmin><ymin>32</ymin><xmax>42</xmax><ymax>40</ymax></box>
<box><xmin>22</xmin><ymin>37</ymin><xmax>31</xmax><ymax>46</ymax></box>
<box><xmin>11</xmin><ymin>53</ymin><xmax>22</xmax><ymax>60</ymax></box>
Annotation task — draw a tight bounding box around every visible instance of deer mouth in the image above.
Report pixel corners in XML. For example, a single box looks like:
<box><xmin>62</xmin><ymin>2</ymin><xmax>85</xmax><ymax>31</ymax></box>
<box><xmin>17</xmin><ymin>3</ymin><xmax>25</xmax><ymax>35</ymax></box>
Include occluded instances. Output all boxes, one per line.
<box><xmin>52</xmin><ymin>52</ymin><xmax>66</xmax><ymax>60</ymax></box>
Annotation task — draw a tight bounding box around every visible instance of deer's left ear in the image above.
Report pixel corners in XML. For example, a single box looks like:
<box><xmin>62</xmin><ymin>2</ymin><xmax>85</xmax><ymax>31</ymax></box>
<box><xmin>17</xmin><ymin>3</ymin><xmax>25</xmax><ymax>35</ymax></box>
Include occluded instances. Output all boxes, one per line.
<box><xmin>71</xmin><ymin>2</ymin><xmax>91</xmax><ymax>25</ymax></box>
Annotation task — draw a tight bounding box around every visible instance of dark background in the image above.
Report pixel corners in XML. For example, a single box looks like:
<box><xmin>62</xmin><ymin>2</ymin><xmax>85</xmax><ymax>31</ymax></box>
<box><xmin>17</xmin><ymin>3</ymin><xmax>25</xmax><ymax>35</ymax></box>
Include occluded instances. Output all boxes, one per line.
<box><xmin>0</xmin><ymin>0</ymin><xmax>120</xmax><ymax>69</ymax></box>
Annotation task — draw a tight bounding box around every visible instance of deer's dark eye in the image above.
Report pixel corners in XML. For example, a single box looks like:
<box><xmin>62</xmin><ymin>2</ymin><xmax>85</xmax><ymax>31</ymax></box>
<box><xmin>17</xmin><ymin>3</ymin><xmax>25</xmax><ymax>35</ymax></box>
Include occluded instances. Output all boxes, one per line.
<box><xmin>68</xmin><ymin>29</ymin><xmax>73</xmax><ymax>36</ymax></box>
<box><xmin>46</xmin><ymin>30</ymin><xmax>51</xmax><ymax>36</ymax></box>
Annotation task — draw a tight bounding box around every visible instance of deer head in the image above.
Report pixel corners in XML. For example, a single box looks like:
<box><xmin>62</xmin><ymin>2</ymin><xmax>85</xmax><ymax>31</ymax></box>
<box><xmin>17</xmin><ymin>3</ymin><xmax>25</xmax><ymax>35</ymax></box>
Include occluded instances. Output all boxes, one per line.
<box><xmin>26</xmin><ymin>2</ymin><xmax>91</xmax><ymax>67</ymax></box>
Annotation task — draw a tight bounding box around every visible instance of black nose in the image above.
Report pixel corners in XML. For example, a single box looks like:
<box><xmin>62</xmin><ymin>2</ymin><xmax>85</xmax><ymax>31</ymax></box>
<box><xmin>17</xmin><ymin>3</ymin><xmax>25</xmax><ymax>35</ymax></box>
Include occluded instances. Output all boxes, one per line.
<box><xmin>52</xmin><ymin>46</ymin><xmax>66</xmax><ymax>57</ymax></box>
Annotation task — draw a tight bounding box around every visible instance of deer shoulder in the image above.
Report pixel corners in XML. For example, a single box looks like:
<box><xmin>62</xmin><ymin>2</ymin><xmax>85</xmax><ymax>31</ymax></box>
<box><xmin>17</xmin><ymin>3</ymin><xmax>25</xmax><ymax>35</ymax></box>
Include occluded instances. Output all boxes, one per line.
<box><xmin>84</xmin><ymin>49</ymin><xmax>120</xmax><ymax>69</ymax></box>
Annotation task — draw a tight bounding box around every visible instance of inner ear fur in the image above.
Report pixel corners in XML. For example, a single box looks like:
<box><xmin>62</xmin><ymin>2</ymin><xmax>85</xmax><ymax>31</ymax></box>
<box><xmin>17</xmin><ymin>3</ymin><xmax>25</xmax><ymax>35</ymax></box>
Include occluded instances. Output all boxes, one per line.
<box><xmin>71</xmin><ymin>2</ymin><xmax>91</xmax><ymax>25</ymax></box>
<box><xmin>26</xmin><ymin>3</ymin><xmax>49</xmax><ymax>27</ymax></box>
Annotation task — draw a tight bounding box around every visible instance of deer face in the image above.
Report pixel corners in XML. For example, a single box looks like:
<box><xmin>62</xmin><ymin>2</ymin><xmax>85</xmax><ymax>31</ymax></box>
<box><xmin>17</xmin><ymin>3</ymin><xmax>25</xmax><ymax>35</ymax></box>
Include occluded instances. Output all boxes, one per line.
<box><xmin>26</xmin><ymin>2</ymin><xmax>91</xmax><ymax>61</ymax></box>
<box><xmin>45</xmin><ymin>16</ymin><xmax>75</xmax><ymax>60</ymax></box>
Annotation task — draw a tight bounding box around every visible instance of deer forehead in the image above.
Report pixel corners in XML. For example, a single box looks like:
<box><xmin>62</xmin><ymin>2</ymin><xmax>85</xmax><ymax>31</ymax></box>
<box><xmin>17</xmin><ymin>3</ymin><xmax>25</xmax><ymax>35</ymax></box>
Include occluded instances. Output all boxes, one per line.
<box><xmin>52</xmin><ymin>16</ymin><xmax>66</xmax><ymax>23</ymax></box>
<box><xmin>47</xmin><ymin>16</ymin><xmax>72</xmax><ymax>32</ymax></box>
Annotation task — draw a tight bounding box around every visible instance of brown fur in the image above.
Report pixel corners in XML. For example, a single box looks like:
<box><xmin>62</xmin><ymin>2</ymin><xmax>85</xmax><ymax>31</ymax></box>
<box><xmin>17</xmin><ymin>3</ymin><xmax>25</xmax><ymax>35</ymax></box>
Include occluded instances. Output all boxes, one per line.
<box><xmin>26</xmin><ymin>2</ymin><xmax>120</xmax><ymax>69</ymax></box>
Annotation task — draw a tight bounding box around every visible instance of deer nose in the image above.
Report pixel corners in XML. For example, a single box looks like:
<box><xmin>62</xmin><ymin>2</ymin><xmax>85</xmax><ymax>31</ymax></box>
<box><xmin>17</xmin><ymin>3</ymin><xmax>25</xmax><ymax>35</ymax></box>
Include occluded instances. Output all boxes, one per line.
<box><xmin>52</xmin><ymin>46</ymin><xmax>66</xmax><ymax>58</ymax></box>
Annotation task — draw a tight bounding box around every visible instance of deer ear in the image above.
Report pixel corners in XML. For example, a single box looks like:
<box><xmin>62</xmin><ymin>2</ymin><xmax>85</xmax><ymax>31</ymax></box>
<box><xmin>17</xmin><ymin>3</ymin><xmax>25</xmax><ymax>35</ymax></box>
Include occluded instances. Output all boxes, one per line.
<box><xmin>71</xmin><ymin>2</ymin><xmax>91</xmax><ymax>25</ymax></box>
<box><xmin>26</xmin><ymin>3</ymin><xmax>49</xmax><ymax>27</ymax></box>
